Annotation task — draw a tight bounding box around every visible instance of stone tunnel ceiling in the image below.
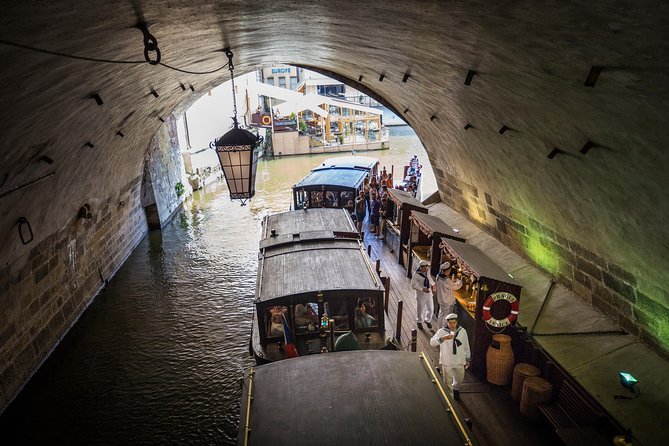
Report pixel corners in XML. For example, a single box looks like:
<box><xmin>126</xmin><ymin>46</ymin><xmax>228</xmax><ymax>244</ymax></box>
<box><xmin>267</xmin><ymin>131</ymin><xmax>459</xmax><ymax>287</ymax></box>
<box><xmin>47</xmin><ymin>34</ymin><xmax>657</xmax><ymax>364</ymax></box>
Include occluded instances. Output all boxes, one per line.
<box><xmin>1</xmin><ymin>0</ymin><xmax>668</xmax><ymax>355</ymax></box>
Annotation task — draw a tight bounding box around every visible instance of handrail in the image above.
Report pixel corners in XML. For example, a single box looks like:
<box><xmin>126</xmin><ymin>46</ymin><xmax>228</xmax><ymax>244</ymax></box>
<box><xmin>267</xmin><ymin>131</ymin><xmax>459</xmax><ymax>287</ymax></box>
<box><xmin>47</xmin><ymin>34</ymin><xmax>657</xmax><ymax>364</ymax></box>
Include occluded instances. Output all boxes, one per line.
<box><xmin>419</xmin><ymin>352</ymin><xmax>473</xmax><ymax>446</ymax></box>
<box><xmin>242</xmin><ymin>368</ymin><xmax>255</xmax><ymax>446</ymax></box>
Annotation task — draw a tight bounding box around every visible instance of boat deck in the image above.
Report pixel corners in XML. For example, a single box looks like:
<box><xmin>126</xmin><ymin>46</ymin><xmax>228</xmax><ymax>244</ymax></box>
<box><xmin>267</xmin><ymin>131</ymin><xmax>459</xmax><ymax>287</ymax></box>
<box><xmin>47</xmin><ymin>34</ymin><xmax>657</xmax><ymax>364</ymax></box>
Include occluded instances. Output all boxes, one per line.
<box><xmin>360</xmin><ymin>227</ymin><xmax>560</xmax><ymax>446</ymax></box>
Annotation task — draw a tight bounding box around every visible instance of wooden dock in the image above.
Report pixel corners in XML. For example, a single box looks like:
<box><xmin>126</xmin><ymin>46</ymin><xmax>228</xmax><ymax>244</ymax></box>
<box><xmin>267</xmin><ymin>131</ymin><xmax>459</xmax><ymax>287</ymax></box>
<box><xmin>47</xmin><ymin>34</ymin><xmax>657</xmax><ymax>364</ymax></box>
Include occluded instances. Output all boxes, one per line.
<box><xmin>360</xmin><ymin>228</ymin><xmax>560</xmax><ymax>446</ymax></box>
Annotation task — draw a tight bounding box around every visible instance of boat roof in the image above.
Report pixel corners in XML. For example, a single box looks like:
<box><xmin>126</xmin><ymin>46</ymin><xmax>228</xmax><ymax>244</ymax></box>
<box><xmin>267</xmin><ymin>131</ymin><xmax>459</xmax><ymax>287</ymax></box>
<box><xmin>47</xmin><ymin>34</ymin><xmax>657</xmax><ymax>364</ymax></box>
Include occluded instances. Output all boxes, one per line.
<box><xmin>387</xmin><ymin>187</ymin><xmax>427</xmax><ymax>209</ymax></box>
<box><xmin>293</xmin><ymin>166</ymin><xmax>368</xmax><ymax>190</ymax></box>
<box><xmin>257</xmin><ymin>239</ymin><xmax>382</xmax><ymax>302</ymax></box>
<box><xmin>318</xmin><ymin>155</ymin><xmax>379</xmax><ymax>171</ymax></box>
<box><xmin>410</xmin><ymin>211</ymin><xmax>466</xmax><ymax>242</ymax></box>
<box><xmin>260</xmin><ymin>209</ymin><xmax>357</xmax><ymax>250</ymax></box>
<box><xmin>440</xmin><ymin>238</ymin><xmax>520</xmax><ymax>285</ymax></box>
<box><xmin>238</xmin><ymin>351</ymin><xmax>476</xmax><ymax>446</ymax></box>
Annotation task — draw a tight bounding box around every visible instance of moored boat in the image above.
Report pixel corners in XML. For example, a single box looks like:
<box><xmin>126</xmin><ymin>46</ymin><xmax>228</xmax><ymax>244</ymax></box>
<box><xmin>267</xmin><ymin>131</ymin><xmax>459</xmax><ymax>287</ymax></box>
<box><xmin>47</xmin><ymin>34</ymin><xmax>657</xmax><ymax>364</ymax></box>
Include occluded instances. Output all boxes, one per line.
<box><xmin>238</xmin><ymin>350</ymin><xmax>476</xmax><ymax>446</ymax></box>
<box><xmin>251</xmin><ymin>208</ymin><xmax>393</xmax><ymax>363</ymax></box>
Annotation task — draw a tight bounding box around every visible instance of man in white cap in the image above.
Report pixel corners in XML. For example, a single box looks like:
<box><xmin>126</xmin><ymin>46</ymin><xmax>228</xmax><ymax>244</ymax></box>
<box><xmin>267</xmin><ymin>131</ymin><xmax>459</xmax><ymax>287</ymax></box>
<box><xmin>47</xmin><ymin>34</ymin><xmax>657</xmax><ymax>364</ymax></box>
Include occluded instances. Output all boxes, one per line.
<box><xmin>411</xmin><ymin>259</ymin><xmax>435</xmax><ymax>330</ymax></box>
<box><xmin>435</xmin><ymin>262</ymin><xmax>462</xmax><ymax>328</ymax></box>
<box><xmin>430</xmin><ymin>313</ymin><xmax>470</xmax><ymax>400</ymax></box>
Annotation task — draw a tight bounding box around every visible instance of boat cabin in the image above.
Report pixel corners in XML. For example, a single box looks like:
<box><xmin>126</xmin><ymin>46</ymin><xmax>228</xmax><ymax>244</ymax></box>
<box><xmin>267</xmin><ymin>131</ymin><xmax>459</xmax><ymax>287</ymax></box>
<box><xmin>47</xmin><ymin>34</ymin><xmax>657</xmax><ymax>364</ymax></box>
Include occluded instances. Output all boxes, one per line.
<box><xmin>318</xmin><ymin>155</ymin><xmax>380</xmax><ymax>176</ymax></box>
<box><xmin>406</xmin><ymin>211</ymin><xmax>466</xmax><ymax>278</ymax></box>
<box><xmin>382</xmin><ymin>188</ymin><xmax>428</xmax><ymax>266</ymax></box>
<box><xmin>439</xmin><ymin>238</ymin><xmax>522</xmax><ymax>378</ymax></box>
<box><xmin>238</xmin><ymin>351</ymin><xmax>477</xmax><ymax>446</ymax></box>
<box><xmin>252</xmin><ymin>209</ymin><xmax>389</xmax><ymax>363</ymax></box>
<box><xmin>292</xmin><ymin>166</ymin><xmax>369</xmax><ymax>211</ymax></box>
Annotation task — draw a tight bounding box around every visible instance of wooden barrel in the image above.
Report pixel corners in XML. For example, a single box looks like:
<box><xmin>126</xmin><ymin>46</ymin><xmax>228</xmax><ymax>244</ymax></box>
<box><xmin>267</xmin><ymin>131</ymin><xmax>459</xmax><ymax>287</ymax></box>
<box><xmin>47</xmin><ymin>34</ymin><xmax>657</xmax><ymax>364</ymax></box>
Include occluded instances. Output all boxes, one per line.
<box><xmin>520</xmin><ymin>377</ymin><xmax>553</xmax><ymax>419</ymax></box>
<box><xmin>486</xmin><ymin>334</ymin><xmax>514</xmax><ymax>385</ymax></box>
<box><xmin>511</xmin><ymin>363</ymin><xmax>541</xmax><ymax>401</ymax></box>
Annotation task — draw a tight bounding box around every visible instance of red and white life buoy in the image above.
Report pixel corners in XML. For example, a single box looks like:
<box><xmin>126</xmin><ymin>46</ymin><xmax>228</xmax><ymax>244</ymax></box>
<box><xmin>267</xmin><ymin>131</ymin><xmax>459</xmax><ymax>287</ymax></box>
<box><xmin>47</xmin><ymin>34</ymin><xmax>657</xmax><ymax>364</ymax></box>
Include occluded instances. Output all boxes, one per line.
<box><xmin>261</xmin><ymin>115</ymin><xmax>271</xmax><ymax>126</ymax></box>
<box><xmin>482</xmin><ymin>292</ymin><xmax>519</xmax><ymax>328</ymax></box>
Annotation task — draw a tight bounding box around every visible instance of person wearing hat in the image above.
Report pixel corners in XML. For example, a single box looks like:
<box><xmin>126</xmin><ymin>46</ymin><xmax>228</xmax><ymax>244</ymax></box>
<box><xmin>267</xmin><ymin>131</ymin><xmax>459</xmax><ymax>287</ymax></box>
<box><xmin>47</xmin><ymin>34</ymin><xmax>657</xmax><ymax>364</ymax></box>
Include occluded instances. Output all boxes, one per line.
<box><xmin>410</xmin><ymin>259</ymin><xmax>435</xmax><ymax>330</ymax></box>
<box><xmin>430</xmin><ymin>313</ymin><xmax>471</xmax><ymax>400</ymax></box>
<box><xmin>435</xmin><ymin>262</ymin><xmax>463</xmax><ymax>328</ymax></box>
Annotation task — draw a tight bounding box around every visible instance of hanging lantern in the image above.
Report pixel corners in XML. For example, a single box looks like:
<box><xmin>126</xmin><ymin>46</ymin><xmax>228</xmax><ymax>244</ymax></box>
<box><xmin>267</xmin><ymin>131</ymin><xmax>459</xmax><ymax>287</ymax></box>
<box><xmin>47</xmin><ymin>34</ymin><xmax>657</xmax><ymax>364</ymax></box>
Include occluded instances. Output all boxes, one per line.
<box><xmin>212</xmin><ymin>49</ymin><xmax>262</xmax><ymax>205</ymax></box>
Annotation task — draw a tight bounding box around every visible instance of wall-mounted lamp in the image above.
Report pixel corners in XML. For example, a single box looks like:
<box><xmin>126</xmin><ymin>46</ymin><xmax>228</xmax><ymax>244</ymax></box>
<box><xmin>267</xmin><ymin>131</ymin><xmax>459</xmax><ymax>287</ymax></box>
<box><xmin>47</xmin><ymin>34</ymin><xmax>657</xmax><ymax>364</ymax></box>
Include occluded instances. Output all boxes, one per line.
<box><xmin>158</xmin><ymin>117</ymin><xmax>165</xmax><ymax>123</ymax></box>
<box><xmin>464</xmin><ymin>124</ymin><xmax>473</xmax><ymax>130</ymax></box>
<box><xmin>116</xmin><ymin>131</ymin><xmax>125</xmax><ymax>138</ymax></box>
<box><xmin>402</xmin><ymin>73</ymin><xmax>410</xmax><ymax>83</ymax></box>
<box><xmin>79</xmin><ymin>203</ymin><xmax>93</xmax><ymax>219</ymax></box>
<box><xmin>179</xmin><ymin>83</ymin><xmax>186</xmax><ymax>91</ymax></box>
<box><xmin>40</xmin><ymin>156</ymin><xmax>53</xmax><ymax>164</ymax></box>
<box><xmin>84</xmin><ymin>142</ymin><xmax>94</xmax><ymax>149</ymax></box>
<box><xmin>403</xmin><ymin>108</ymin><xmax>409</xmax><ymax>114</ymax></box>
<box><xmin>150</xmin><ymin>89</ymin><xmax>159</xmax><ymax>98</ymax></box>
<box><xmin>358</xmin><ymin>75</ymin><xmax>363</xmax><ymax>82</ymax></box>
<box><xmin>619</xmin><ymin>371</ymin><xmax>638</xmax><ymax>391</ymax></box>
<box><xmin>464</xmin><ymin>70</ymin><xmax>477</xmax><ymax>86</ymax></box>
<box><xmin>430</xmin><ymin>115</ymin><xmax>437</xmax><ymax>121</ymax></box>
<box><xmin>499</xmin><ymin>125</ymin><xmax>510</xmax><ymax>134</ymax></box>
<box><xmin>17</xmin><ymin>217</ymin><xmax>34</xmax><ymax>245</ymax></box>
<box><xmin>379</xmin><ymin>73</ymin><xmax>385</xmax><ymax>82</ymax></box>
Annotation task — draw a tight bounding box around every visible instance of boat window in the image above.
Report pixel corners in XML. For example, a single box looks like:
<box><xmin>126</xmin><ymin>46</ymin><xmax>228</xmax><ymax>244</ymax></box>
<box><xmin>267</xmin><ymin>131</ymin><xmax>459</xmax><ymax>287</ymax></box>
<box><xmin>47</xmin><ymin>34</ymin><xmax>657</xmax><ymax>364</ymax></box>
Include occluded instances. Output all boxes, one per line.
<box><xmin>294</xmin><ymin>302</ymin><xmax>319</xmax><ymax>334</ymax></box>
<box><xmin>324</xmin><ymin>191</ymin><xmax>339</xmax><ymax>208</ymax></box>
<box><xmin>355</xmin><ymin>298</ymin><xmax>379</xmax><ymax>329</ymax></box>
<box><xmin>295</xmin><ymin>189</ymin><xmax>308</xmax><ymax>209</ymax></box>
<box><xmin>266</xmin><ymin>306</ymin><xmax>288</xmax><ymax>338</ymax></box>
<box><xmin>324</xmin><ymin>299</ymin><xmax>349</xmax><ymax>330</ymax></box>
<box><xmin>310</xmin><ymin>191</ymin><xmax>323</xmax><ymax>207</ymax></box>
<box><xmin>340</xmin><ymin>191</ymin><xmax>354</xmax><ymax>208</ymax></box>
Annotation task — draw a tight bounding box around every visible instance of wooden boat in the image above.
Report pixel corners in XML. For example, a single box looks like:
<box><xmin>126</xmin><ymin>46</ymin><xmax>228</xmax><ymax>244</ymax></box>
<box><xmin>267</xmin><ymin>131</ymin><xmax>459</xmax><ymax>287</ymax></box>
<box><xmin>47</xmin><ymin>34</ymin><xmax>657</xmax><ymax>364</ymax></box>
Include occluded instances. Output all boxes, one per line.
<box><xmin>238</xmin><ymin>350</ymin><xmax>477</xmax><ymax>446</ymax></box>
<box><xmin>292</xmin><ymin>165</ymin><xmax>369</xmax><ymax>211</ymax></box>
<box><xmin>251</xmin><ymin>208</ymin><xmax>392</xmax><ymax>363</ymax></box>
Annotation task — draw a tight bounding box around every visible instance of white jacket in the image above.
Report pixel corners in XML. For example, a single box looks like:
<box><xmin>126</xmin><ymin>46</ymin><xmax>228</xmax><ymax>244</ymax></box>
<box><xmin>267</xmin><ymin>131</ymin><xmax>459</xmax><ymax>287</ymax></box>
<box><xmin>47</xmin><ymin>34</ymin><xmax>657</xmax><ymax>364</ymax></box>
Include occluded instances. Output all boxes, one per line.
<box><xmin>411</xmin><ymin>270</ymin><xmax>434</xmax><ymax>298</ymax></box>
<box><xmin>435</xmin><ymin>275</ymin><xmax>462</xmax><ymax>306</ymax></box>
<box><xmin>430</xmin><ymin>327</ymin><xmax>471</xmax><ymax>366</ymax></box>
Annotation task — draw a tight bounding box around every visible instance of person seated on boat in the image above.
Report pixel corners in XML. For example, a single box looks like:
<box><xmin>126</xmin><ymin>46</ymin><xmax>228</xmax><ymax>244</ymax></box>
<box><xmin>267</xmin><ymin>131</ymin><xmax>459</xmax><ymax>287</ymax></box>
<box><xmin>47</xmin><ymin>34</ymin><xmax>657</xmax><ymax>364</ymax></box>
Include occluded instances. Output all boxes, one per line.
<box><xmin>384</xmin><ymin>173</ymin><xmax>393</xmax><ymax>188</ymax></box>
<box><xmin>268</xmin><ymin>306</ymin><xmax>287</xmax><ymax>337</ymax></box>
<box><xmin>325</xmin><ymin>191</ymin><xmax>337</xmax><ymax>207</ymax></box>
<box><xmin>294</xmin><ymin>303</ymin><xmax>318</xmax><ymax>327</ymax></box>
<box><xmin>355</xmin><ymin>302</ymin><xmax>377</xmax><ymax>328</ymax></box>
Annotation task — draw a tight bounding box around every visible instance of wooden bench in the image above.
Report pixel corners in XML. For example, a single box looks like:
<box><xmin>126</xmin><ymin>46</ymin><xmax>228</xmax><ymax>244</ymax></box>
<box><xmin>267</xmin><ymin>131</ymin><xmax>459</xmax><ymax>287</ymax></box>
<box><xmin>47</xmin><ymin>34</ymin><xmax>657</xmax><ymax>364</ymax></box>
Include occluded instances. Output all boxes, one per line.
<box><xmin>538</xmin><ymin>380</ymin><xmax>606</xmax><ymax>431</ymax></box>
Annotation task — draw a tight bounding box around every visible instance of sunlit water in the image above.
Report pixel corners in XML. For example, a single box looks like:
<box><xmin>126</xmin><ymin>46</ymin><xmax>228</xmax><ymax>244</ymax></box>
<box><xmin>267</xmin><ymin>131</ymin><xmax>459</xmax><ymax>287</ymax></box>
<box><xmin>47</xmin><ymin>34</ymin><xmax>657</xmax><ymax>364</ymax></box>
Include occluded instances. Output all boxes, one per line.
<box><xmin>0</xmin><ymin>126</ymin><xmax>432</xmax><ymax>445</ymax></box>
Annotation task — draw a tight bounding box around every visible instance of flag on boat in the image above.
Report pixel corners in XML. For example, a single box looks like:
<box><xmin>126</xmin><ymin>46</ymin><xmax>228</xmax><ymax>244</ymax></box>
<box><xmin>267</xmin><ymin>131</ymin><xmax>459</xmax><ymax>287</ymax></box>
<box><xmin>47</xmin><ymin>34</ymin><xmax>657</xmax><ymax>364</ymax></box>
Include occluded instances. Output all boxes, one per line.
<box><xmin>282</xmin><ymin>313</ymin><xmax>299</xmax><ymax>358</ymax></box>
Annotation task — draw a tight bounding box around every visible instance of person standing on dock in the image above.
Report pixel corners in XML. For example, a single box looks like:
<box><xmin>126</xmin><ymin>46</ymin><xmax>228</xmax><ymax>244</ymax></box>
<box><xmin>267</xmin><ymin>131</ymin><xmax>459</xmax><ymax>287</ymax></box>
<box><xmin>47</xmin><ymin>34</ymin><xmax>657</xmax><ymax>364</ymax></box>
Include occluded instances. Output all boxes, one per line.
<box><xmin>430</xmin><ymin>313</ymin><xmax>470</xmax><ymax>400</ymax></box>
<box><xmin>435</xmin><ymin>262</ymin><xmax>462</xmax><ymax>327</ymax></box>
<box><xmin>411</xmin><ymin>260</ymin><xmax>435</xmax><ymax>330</ymax></box>
<box><xmin>354</xmin><ymin>190</ymin><xmax>366</xmax><ymax>233</ymax></box>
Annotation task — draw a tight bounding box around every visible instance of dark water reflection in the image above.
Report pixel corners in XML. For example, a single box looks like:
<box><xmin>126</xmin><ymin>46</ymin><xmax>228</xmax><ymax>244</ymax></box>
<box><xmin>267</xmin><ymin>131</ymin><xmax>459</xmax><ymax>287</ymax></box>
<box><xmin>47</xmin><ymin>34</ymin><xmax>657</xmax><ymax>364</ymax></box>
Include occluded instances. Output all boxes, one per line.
<box><xmin>0</xmin><ymin>126</ymin><xmax>429</xmax><ymax>445</ymax></box>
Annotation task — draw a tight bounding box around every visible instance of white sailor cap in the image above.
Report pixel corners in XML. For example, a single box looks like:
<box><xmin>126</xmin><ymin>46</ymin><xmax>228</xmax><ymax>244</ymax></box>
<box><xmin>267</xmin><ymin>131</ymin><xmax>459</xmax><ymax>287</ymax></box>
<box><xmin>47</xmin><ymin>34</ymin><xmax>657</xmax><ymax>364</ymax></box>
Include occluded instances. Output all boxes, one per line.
<box><xmin>440</xmin><ymin>262</ymin><xmax>451</xmax><ymax>270</ymax></box>
<box><xmin>418</xmin><ymin>260</ymin><xmax>430</xmax><ymax>267</ymax></box>
<box><xmin>445</xmin><ymin>313</ymin><xmax>458</xmax><ymax>320</ymax></box>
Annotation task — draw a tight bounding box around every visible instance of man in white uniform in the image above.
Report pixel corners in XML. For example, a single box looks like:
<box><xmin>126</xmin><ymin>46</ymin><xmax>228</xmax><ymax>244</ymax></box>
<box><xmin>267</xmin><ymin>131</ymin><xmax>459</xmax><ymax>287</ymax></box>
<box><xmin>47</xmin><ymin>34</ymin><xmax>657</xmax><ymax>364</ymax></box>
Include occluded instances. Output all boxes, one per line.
<box><xmin>430</xmin><ymin>313</ymin><xmax>471</xmax><ymax>400</ymax></box>
<box><xmin>411</xmin><ymin>259</ymin><xmax>435</xmax><ymax>330</ymax></box>
<box><xmin>435</xmin><ymin>262</ymin><xmax>462</xmax><ymax>328</ymax></box>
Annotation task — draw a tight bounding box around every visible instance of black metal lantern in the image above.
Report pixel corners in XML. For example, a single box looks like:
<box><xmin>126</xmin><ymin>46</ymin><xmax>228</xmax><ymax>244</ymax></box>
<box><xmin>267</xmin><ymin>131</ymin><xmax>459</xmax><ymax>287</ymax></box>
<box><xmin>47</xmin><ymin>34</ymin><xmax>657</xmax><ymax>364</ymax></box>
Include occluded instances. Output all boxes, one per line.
<box><xmin>212</xmin><ymin>49</ymin><xmax>262</xmax><ymax>205</ymax></box>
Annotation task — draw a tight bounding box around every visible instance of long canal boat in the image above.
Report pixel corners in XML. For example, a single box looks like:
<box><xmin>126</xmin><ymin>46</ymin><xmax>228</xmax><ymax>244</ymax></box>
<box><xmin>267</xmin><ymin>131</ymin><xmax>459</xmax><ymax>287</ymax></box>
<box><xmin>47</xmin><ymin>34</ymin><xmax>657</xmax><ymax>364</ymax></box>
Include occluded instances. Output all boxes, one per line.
<box><xmin>238</xmin><ymin>350</ymin><xmax>476</xmax><ymax>446</ymax></box>
<box><xmin>292</xmin><ymin>157</ymin><xmax>378</xmax><ymax>210</ymax></box>
<box><xmin>251</xmin><ymin>208</ymin><xmax>392</xmax><ymax>363</ymax></box>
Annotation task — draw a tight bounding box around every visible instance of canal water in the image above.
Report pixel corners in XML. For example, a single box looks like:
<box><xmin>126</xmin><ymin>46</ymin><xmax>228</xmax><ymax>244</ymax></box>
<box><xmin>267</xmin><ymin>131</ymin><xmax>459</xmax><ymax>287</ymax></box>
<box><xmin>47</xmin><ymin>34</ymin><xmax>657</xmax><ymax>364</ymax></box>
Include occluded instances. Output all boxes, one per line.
<box><xmin>0</xmin><ymin>126</ymin><xmax>434</xmax><ymax>445</ymax></box>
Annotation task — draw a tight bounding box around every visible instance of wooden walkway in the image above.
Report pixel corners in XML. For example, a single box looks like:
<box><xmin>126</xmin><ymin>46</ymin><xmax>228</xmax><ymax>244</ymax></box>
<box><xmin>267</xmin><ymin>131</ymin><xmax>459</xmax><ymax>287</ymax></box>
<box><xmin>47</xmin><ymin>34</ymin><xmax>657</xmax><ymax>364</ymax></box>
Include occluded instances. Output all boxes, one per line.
<box><xmin>360</xmin><ymin>225</ymin><xmax>560</xmax><ymax>446</ymax></box>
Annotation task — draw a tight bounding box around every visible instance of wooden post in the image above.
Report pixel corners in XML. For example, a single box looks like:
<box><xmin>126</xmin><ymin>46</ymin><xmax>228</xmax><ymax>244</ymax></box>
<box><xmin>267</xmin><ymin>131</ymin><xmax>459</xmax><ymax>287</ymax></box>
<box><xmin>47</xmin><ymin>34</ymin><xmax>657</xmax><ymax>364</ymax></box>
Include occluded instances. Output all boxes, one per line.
<box><xmin>375</xmin><ymin>259</ymin><xmax>381</xmax><ymax>275</ymax></box>
<box><xmin>410</xmin><ymin>329</ymin><xmax>417</xmax><ymax>352</ymax></box>
<box><xmin>395</xmin><ymin>300</ymin><xmax>403</xmax><ymax>341</ymax></box>
<box><xmin>367</xmin><ymin>244</ymin><xmax>372</xmax><ymax>256</ymax></box>
<box><xmin>383</xmin><ymin>277</ymin><xmax>390</xmax><ymax>310</ymax></box>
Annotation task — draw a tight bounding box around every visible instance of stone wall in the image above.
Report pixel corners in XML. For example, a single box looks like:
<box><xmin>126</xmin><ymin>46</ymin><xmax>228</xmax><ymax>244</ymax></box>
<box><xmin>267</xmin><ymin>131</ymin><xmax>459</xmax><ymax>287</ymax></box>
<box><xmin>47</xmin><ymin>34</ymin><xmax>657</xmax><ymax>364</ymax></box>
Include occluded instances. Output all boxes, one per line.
<box><xmin>140</xmin><ymin>115</ymin><xmax>191</xmax><ymax>229</ymax></box>
<box><xmin>0</xmin><ymin>176</ymin><xmax>148</xmax><ymax>413</ymax></box>
<box><xmin>434</xmin><ymin>168</ymin><xmax>669</xmax><ymax>357</ymax></box>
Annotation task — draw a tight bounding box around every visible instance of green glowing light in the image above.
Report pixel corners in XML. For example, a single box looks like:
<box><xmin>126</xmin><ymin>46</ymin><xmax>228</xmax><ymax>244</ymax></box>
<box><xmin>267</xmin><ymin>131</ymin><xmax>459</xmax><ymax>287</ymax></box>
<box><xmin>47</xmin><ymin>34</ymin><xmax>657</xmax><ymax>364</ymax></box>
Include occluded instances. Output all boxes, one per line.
<box><xmin>523</xmin><ymin>233</ymin><xmax>559</xmax><ymax>275</ymax></box>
